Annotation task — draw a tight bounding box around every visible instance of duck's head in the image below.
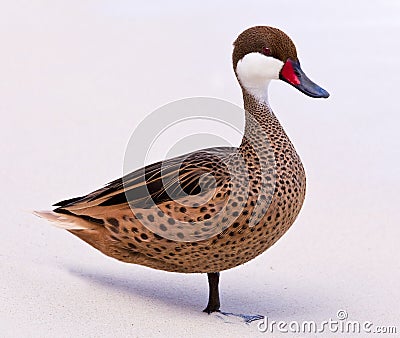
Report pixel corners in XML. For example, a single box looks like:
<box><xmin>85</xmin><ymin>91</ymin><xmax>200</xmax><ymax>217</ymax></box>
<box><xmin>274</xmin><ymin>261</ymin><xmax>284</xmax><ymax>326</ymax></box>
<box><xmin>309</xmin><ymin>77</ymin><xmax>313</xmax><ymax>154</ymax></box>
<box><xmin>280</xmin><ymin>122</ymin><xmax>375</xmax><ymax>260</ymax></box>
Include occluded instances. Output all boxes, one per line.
<box><xmin>233</xmin><ymin>26</ymin><xmax>329</xmax><ymax>102</ymax></box>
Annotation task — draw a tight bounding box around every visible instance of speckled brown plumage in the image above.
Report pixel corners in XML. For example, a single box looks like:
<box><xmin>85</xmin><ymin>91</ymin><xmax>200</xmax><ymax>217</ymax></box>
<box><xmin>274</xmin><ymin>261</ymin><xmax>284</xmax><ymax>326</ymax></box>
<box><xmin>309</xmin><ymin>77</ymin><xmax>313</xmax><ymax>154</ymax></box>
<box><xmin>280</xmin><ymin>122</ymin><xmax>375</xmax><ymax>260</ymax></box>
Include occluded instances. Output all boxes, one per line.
<box><xmin>60</xmin><ymin>98</ymin><xmax>305</xmax><ymax>273</ymax></box>
<box><xmin>35</xmin><ymin>26</ymin><xmax>328</xmax><ymax>314</ymax></box>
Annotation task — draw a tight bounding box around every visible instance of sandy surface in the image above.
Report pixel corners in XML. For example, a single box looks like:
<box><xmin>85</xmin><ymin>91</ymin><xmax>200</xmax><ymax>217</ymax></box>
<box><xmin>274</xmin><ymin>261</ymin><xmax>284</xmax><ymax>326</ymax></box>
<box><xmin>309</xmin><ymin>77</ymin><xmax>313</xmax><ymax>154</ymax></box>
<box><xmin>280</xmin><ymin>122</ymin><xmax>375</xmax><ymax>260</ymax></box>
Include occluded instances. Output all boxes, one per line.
<box><xmin>1</xmin><ymin>1</ymin><xmax>399</xmax><ymax>337</ymax></box>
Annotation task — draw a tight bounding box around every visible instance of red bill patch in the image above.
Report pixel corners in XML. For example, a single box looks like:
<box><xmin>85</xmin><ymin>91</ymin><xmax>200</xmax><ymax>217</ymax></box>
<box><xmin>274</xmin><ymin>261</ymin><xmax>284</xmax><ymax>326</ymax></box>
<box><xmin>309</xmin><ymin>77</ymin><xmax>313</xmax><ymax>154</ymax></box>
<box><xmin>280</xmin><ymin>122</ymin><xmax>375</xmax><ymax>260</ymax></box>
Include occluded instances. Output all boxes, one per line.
<box><xmin>281</xmin><ymin>60</ymin><xmax>300</xmax><ymax>85</ymax></box>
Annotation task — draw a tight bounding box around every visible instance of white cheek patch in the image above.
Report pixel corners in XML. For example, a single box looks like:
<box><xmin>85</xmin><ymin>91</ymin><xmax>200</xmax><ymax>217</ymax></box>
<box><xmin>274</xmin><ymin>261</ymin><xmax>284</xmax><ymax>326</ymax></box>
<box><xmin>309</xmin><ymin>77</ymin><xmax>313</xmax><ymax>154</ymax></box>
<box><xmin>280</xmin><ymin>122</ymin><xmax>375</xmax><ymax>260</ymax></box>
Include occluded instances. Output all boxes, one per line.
<box><xmin>236</xmin><ymin>52</ymin><xmax>284</xmax><ymax>102</ymax></box>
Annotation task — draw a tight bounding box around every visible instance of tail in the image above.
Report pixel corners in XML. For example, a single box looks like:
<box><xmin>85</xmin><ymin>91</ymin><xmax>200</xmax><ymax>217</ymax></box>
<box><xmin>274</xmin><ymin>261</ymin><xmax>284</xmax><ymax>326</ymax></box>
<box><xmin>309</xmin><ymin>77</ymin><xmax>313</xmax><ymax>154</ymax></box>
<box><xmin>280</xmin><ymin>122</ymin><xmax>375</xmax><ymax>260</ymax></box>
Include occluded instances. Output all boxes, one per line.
<box><xmin>33</xmin><ymin>210</ymin><xmax>89</xmax><ymax>230</ymax></box>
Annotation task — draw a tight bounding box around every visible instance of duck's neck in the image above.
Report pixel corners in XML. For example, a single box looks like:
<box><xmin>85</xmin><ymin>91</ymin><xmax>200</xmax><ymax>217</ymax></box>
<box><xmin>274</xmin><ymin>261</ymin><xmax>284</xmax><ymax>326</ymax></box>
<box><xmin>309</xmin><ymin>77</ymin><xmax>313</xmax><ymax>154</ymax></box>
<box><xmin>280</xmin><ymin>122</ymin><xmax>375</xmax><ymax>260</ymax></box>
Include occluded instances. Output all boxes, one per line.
<box><xmin>240</xmin><ymin>90</ymin><xmax>287</xmax><ymax>151</ymax></box>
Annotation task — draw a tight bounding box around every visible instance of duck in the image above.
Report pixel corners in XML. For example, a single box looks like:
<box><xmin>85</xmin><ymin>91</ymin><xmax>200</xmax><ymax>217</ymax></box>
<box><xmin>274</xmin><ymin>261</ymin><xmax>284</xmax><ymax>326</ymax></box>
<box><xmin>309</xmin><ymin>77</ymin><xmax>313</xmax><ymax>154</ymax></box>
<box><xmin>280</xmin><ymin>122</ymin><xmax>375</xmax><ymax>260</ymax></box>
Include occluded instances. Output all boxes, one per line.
<box><xmin>34</xmin><ymin>26</ymin><xmax>329</xmax><ymax>315</ymax></box>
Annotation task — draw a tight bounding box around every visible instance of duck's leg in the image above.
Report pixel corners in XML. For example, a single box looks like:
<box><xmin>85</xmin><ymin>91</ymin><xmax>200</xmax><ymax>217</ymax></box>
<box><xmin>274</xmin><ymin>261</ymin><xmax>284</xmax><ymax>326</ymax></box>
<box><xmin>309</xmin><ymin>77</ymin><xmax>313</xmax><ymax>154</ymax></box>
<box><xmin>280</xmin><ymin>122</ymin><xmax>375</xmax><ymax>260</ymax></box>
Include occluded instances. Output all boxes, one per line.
<box><xmin>203</xmin><ymin>272</ymin><xmax>221</xmax><ymax>313</ymax></box>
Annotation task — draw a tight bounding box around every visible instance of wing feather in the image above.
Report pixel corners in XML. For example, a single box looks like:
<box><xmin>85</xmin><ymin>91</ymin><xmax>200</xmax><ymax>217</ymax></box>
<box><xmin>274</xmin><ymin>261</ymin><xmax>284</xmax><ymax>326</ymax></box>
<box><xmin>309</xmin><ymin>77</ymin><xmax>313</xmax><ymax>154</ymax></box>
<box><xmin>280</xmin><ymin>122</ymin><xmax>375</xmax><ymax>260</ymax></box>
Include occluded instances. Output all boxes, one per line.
<box><xmin>54</xmin><ymin>147</ymin><xmax>236</xmax><ymax>215</ymax></box>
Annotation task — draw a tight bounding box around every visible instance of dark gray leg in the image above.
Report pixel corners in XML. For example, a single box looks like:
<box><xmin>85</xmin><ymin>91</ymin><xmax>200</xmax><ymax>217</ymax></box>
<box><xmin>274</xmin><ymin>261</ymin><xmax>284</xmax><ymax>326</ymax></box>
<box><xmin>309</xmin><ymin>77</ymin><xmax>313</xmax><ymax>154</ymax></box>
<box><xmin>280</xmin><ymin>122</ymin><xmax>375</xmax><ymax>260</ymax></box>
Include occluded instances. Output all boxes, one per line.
<box><xmin>203</xmin><ymin>272</ymin><xmax>221</xmax><ymax>313</ymax></box>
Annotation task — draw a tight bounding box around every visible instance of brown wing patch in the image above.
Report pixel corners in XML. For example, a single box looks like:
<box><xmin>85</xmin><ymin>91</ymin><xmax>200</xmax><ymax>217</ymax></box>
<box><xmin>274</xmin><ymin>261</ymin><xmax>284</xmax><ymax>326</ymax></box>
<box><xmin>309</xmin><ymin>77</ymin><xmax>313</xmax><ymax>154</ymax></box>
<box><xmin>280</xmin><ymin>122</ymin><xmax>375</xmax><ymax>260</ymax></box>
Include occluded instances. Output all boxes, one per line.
<box><xmin>54</xmin><ymin>147</ymin><xmax>234</xmax><ymax>213</ymax></box>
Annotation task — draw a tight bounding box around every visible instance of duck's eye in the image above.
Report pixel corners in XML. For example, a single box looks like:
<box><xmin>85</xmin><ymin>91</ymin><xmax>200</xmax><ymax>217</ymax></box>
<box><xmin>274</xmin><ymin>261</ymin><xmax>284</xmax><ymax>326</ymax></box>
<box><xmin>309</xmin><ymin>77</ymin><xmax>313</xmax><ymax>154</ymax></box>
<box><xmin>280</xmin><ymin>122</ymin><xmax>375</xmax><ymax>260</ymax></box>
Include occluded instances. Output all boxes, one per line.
<box><xmin>262</xmin><ymin>47</ymin><xmax>272</xmax><ymax>56</ymax></box>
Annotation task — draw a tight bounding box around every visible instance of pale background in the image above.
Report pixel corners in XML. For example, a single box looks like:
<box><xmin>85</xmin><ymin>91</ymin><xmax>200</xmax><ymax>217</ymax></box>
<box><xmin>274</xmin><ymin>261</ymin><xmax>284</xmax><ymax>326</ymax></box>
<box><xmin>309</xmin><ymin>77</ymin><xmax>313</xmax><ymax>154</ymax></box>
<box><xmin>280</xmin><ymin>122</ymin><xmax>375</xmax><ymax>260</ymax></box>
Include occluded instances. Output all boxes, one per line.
<box><xmin>1</xmin><ymin>1</ymin><xmax>399</xmax><ymax>337</ymax></box>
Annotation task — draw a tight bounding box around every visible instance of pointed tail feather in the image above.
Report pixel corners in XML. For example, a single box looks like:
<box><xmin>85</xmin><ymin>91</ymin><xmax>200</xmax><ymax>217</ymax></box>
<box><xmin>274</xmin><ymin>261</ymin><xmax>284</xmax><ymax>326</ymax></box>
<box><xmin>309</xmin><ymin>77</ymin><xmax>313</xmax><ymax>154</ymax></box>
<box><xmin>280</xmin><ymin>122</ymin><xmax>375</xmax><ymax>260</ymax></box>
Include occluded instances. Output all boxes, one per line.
<box><xmin>33</xmin><ymin>210</ymin><xmax>89</xmax><ymax>230</ymax></box>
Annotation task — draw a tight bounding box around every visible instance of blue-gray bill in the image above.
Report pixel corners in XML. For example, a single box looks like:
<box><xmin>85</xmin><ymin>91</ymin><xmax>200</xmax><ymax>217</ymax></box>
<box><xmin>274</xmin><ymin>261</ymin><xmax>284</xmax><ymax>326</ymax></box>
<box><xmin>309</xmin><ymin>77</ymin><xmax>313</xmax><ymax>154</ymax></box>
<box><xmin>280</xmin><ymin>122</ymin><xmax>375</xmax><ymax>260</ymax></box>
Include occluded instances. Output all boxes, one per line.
<box><xmin>280</xmin><ymin>59</ymin><xmax>330</xmax><ymax>98</ymax></box>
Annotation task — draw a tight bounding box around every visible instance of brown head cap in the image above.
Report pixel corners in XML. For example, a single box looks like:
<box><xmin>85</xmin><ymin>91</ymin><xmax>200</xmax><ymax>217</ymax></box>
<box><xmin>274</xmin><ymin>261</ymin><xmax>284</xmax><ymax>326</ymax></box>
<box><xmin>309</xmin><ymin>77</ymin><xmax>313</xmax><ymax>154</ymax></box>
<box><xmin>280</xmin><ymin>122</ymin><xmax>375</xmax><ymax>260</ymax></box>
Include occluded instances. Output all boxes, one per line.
<box><xmin>232</xmin><ymin>26</ymin><xmax>298</xmax><ymax>71</ymax></box>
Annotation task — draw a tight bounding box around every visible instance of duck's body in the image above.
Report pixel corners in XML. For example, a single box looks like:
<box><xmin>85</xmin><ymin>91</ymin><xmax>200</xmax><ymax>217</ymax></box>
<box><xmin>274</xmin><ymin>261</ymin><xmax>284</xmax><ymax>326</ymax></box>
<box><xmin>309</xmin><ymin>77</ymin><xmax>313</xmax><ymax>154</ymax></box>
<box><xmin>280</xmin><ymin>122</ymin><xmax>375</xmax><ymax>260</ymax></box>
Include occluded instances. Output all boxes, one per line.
<box><xmin>49</xmin><ymin>95</ymin><xmax>305</xmax><ymax>274</ymax></box>
<box><xmin>35</xmin><ymin>26</ymin><xmax>328</xmax><ymax>313</ymax></box>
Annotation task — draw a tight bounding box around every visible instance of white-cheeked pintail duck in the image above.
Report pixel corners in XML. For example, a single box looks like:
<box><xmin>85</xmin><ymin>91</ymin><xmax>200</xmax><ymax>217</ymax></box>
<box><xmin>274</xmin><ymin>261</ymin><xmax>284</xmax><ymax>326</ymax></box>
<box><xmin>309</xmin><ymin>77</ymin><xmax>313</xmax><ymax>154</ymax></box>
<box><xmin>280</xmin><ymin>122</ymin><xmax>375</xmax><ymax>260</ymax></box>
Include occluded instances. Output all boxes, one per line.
<box><xmin>35</xmin><ymin>26</ymin><xmax>329</xmax><ymax>314</ymax></box>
